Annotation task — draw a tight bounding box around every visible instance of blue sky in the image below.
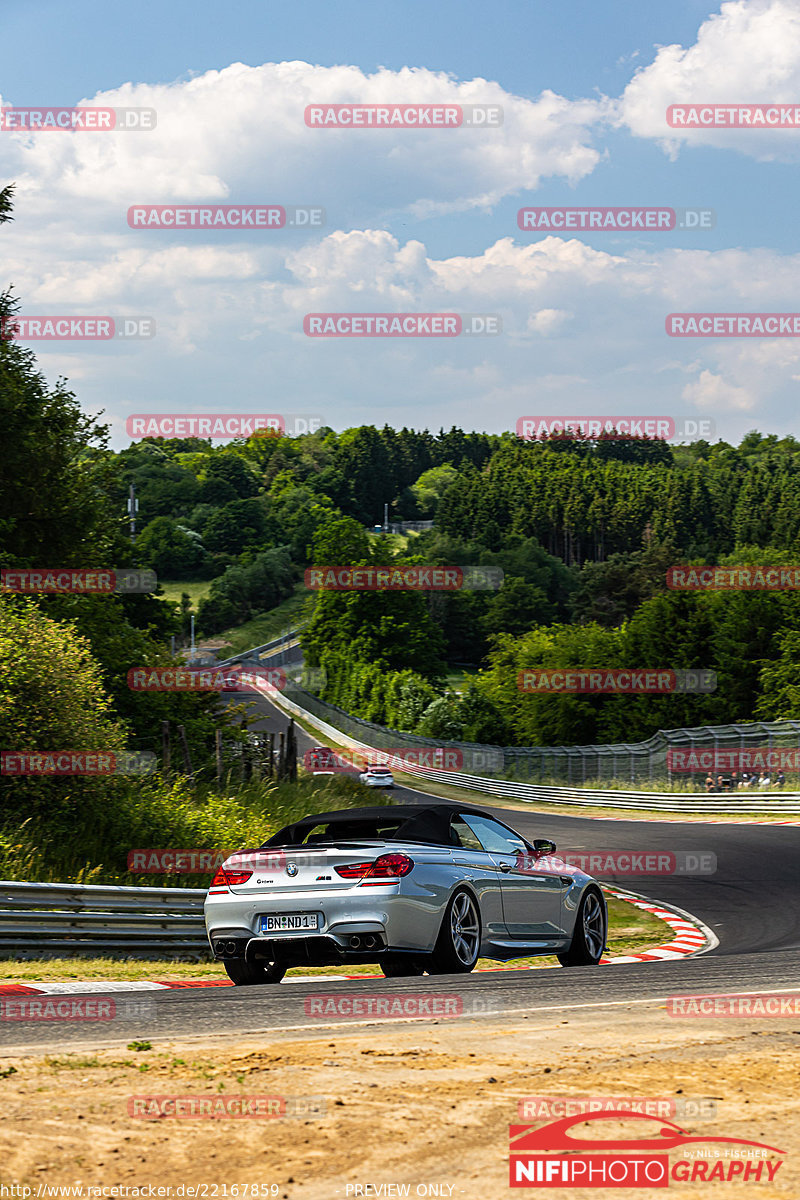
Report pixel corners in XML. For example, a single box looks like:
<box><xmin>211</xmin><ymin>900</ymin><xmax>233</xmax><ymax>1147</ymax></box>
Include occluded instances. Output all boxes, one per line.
<box><xmin>2</xmin><ymin>0</ymin><xmax>800</xmax><ymax>446</ymax></box>
<box><xmin>0</xmin><ymin>1</ymin><xmax>710</xmax><ymax>101</ymax></box>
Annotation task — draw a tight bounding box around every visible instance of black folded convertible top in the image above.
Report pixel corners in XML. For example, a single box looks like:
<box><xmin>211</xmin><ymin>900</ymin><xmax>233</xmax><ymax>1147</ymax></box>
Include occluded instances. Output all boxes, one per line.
<box><xmin>263</xmin><ymin>803</ymin><xmax>490</xmax><ymax>848</ymax></box>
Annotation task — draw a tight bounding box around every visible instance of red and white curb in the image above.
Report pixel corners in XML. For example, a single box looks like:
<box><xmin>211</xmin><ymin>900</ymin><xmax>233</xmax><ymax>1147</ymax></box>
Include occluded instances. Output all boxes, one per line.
<box><xmin>0</xmin><ymin>888</ymin><xmax>714</xmax><ymax>996</ymax></box>
<box><xmin>599</xmin><ymin>885</ymin><xmax>717</xmax><ymax>963</ymax></box>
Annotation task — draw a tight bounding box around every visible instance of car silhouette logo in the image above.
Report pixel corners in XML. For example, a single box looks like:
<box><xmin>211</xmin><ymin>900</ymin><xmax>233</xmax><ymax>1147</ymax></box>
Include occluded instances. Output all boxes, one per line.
<box><xmin>509</xmin><ymin>1111</ymin><xmax>785</xmax><ymax>1154</ymax></box>
<box><xmin>286</xmin><ymin>863</ymin><xmax>298</xmax><ymax>877</ymax></box>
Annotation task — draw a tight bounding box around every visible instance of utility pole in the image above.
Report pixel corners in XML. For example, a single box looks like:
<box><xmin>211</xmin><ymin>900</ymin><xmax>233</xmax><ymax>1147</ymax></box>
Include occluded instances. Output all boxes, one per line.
<box><xmin>190</xmin><ymin>613</ymin><xmax>195</xmax><ymax>661</ymax></box>
<box><xmin>383</xmin><ymin>501</ymin><xmax>389</xmax><ymax>534</ymax></box>
<box><xmin>127</xmin><ymin>484</ymin><xmax>138</xmax><ymax>543</ymax></box>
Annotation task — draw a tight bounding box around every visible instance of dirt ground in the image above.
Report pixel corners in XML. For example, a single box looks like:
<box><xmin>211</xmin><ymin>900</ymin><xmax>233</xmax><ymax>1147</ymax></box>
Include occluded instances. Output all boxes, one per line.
<box><xmin>0</xmin><ymin>1002</ymin><xmax>797</xmax><ymax>1199</ymax></box>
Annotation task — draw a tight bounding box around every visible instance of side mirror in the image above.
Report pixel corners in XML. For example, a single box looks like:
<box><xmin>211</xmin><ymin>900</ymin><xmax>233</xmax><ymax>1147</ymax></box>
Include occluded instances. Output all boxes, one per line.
<box><xmin>532</xmin><ymin>839</ymin><xmax>556</xmax><ymax>855</ymax></box>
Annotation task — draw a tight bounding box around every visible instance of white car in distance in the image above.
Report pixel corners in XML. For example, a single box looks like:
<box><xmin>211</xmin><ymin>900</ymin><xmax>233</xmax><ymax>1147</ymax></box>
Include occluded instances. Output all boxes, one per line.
<box><xmin>359</xmin><ymin>764</ymin><xmax>395</xmax><ymax>788</ymax></box>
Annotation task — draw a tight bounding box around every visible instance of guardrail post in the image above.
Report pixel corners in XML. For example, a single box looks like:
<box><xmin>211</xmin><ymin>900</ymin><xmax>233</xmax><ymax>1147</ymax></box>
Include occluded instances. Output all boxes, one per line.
<box><xmin>162</xmin><ymin>720</ymin><xmax>171</xmax><ymax>776</ymax></box>
<box><xmin>287</xmin><ymin>719</ymin><xmax>297</xmax><ymax>782</ymax></box>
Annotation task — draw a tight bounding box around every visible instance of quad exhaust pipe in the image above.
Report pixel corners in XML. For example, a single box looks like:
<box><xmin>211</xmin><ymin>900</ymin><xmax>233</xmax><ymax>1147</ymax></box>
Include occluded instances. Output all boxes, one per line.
<box><xmin>349</xmin><ymin>934</ymin><xmax>379</xmax><ymax>950</ymax></box>
<box><xmin>214</xmin><ymin>939</ymin><xmax>238</xmax><ymax>957</ymax></box>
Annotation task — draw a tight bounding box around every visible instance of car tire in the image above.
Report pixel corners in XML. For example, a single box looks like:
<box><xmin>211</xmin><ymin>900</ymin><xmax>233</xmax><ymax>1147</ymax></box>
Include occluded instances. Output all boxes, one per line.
<box><xmin>427</xmin><ymin>888</ymin><xmax>481</xmax><ymax>974</ymax></box>
<box><xmin>380</xmin><ymin>956</ymin><xmax>426</xmax><ymax>977</ymax></box>
<box><xmin>557</xmin><ymin>887</ymin><xmax>606</xmax><ymax>967</ymax></box>
<box><xmin>224</xmin><ymin>958</ymin><xmax>286</xmax><ymax>985</ymax></box>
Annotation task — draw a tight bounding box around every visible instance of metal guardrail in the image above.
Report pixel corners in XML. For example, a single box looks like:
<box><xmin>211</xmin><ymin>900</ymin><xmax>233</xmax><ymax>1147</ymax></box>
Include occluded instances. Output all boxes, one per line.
<box><xmin>215</xmin><ymin>626</ymin><xmax>305</xmax><ymax>669</ymax></box>
<box><xmin>403</xmin><ymin>770</ymin><xmax>800</xmax><ymax>813</ymax></box>
<box><xmin>0</xmin><ymin>881</ymin><xmax>210</xmax><ymax>960</ymax></box>
<box><xmin>259</xmin><ymin>681</ymin><xmax>800</xmax><ymax>814</ymax></box>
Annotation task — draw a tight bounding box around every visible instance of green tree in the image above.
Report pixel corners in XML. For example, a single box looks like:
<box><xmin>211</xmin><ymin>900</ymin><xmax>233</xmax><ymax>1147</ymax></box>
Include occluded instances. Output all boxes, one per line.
<box><xmin>755</xmin><ymin>629</ymin><xmax>800</xmax><ymax>720</ymax></box>
<box><xmin>136</xmin><ymin>517</ymin><xmax>206</xmax><ymax>578</ymax></box>
<box><xmin>0</xmin><ymin>599</ymin><xmax>128</xmax><ymax>824</ymax></box>
<box><xmin>483</xmin><ymin>577</ymin><xmax>553</xmax><ymax>639</ymax></box>
<box><xmin>397</xmin><ymin>463</ymin><xmax>459</xmax><ymax>520</ymax></box>
<box><xmin>204</xmin><ymin>454</ymin><xmax>260</xmax><ymax>499</ymax></box>
<box><xmin>203</xmin><ymin>498</ymin><xmax>270</xmax><ymax>556</ymax></box>
<box><xmin>417</xmin><ymin>694</ymin><xmax>463</xmax><ymax>739</ymax></box>
<box><xmin>457</xmin><ymin>681</ymin><xmax>511</xmax><ymax>744</ymax></box>
<box><xmin>384</xmin><ymin>670</ymin><xmax>439</xmax><ymax>731</ymax></box>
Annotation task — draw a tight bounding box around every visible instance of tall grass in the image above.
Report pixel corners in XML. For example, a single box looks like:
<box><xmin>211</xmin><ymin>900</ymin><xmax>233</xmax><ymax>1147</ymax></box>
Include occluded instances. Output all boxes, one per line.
<box><xmin>0</xmin><ymin>772</ymin><xmax>374</xmax><ymax>885</ymax></box>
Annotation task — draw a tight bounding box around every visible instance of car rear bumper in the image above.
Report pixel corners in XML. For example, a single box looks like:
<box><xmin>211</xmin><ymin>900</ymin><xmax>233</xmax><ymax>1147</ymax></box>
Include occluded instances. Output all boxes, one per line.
<box><xmin>205</xmin><ymin>884</ymin><xmax>443</xmax><ymax>961</ymax></box>
<box><xmin>208</xmin><ymin>930</ymin><xmax>394</xmax><ymax>967</ymax></box>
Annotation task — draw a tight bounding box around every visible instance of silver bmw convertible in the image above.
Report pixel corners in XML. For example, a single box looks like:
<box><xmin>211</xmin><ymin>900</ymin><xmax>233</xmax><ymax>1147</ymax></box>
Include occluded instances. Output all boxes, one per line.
<box><xmin>204</xmin><ymin>803</ymin><xmax>607</xmax><ymax>984</ymax></box>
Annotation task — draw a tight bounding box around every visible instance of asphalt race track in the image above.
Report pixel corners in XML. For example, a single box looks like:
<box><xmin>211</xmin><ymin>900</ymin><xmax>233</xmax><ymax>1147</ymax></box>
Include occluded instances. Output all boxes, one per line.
<box><xmin>3</xmin><ymin>690</ymin><xmax>800</xmax><ymax>1054</ymax></box>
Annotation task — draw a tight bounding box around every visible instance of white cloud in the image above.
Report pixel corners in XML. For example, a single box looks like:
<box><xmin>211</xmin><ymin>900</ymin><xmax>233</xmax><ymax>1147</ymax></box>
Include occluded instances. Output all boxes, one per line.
<box><xmin>3</xmin><ymin>41</ymin><xmax>800</xmax><ymax>446</ymax></box>
<box><xmin>0</xmin><ymin>61</ymin><xmax>609</xmax><ymax>230</ymax></box>
<box><xmin>619</xmin><ymin>0</ymin><xmax>800</xmax><ymax>160</ymax></box>
<box><xmin>4</xmin><ymin>224</ymin><xmax>796</xmax><ymax>443</ymax></box>
<box><xmin>527</xmin><ymin>308</ymin><xmax>573</xmax><ymax>335</ymax></box>
<box><xmin>682</xmin><ymin>369</ymin><xmax>755</xmax><ymax>411</ymax></box>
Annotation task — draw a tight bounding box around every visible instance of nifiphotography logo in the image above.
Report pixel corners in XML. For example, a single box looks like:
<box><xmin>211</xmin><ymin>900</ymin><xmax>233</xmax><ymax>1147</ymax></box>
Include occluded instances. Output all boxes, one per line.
<box><xmin>508</xmin><ymin>1110</ymin><xmax>785</xmax><ymax>1187</ymax></box>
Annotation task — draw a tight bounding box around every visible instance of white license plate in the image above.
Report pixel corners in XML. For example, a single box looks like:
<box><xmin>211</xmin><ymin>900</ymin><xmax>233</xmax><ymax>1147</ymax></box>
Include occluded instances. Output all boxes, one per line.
<box><xmin>260</xmin><ymin>912</ymin><xmax>319</xmax><ymax>933</ymax></box>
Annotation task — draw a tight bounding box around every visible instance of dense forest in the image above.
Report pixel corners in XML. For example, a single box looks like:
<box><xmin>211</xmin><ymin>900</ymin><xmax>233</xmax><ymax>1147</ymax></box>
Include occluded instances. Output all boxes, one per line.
<box><xmin>10</xmin><ymin>409</ymin><xmax>800</xmax><ymax>751</ymax></box>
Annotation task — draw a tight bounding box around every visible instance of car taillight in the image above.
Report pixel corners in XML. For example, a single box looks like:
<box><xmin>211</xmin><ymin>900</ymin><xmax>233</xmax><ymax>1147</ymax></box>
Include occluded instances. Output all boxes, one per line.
<box><xmin>334</xmin><ymin>853</ymin><xmax>413</xmax><ymax>884</ymax></box>
<box><xmin>209</xmin><ymin>867</ymin><xmax>253</xmax><ymax>891</ymax></box>
<box><xmin>334</xmin><ymin>861</ymin><xmax>374</xmax><ymax>879</ymax></box>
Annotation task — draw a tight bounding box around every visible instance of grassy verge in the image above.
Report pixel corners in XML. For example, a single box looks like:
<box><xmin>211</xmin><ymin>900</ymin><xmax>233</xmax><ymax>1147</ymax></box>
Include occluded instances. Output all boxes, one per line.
<box><xmin>0</xmin><ymin>895</ymin><xmax>671</xmax><ymax>981</ymax></box>
<box><xmin>156</xmin><ymin>580</ymin><xmax>215</xmax><ymax>611</ymax></box>
<box><xmin>214</xmin><ymin>586</ymin><xmax>312</xmax><ymax>658</ymax></box>
<box><xmin>0</xmin><ymin>773</ymin><xmax>380</xmax><ymax>885</ymax></box>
